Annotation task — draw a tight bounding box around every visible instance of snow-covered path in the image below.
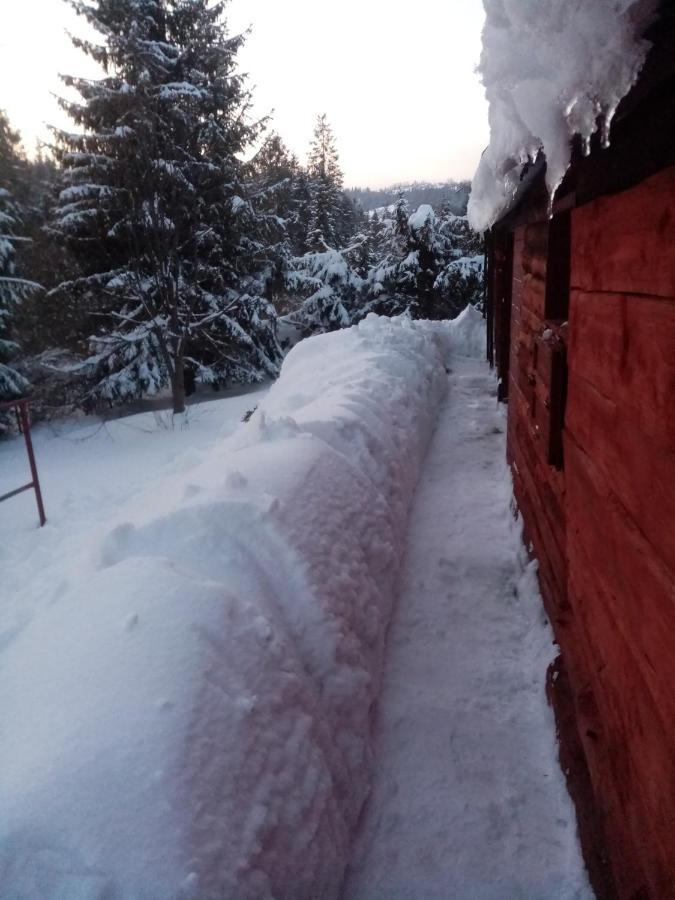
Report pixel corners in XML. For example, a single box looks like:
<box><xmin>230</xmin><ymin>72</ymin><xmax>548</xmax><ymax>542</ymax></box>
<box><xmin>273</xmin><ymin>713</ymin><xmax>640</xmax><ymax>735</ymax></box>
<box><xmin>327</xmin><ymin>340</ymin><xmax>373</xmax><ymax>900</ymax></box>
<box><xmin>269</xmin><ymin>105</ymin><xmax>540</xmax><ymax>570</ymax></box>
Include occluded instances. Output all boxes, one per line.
<box><xmin>342</xmin><ymin>356</ymin><xmax>592</xmax><ymax>900</ymax></box>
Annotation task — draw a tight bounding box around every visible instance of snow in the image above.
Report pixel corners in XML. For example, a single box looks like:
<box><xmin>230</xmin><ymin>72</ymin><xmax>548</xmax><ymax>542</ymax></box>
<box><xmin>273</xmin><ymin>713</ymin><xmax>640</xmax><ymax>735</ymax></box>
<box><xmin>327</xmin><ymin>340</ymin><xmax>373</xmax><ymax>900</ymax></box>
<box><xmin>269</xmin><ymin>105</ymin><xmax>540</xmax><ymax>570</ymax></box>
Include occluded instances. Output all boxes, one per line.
<box><xmin>343</xmin><ymin>354</ymin><xmax>592</xmax><ymax>900</ymax></box>
<box><xmin>468</xmin><ymin>0</ymin><xmax>659</xmax><ymax>232</ymax></box>
<box><xmin>0</xmin><ymin>316</ymin><xmax>453</xmax><ymax>899</ymax></box>
<box><xmin>0</xmin><ymin>310</ymin><xmax>588</xmax><ymax>898</ymax></box>
<box><xmin>231</xmin><ymin>195</ymin><xmax>248</xmax><ymax>213</ymax></box>
<box><xmin>417</xmin><ymin>303</ymin><xmax>488</xmax><ymax>361</ymax></box>
<box><xmin>407</xmin><ymin>203</ymin><xmax>435</xmax><ymax>232</ymax></box>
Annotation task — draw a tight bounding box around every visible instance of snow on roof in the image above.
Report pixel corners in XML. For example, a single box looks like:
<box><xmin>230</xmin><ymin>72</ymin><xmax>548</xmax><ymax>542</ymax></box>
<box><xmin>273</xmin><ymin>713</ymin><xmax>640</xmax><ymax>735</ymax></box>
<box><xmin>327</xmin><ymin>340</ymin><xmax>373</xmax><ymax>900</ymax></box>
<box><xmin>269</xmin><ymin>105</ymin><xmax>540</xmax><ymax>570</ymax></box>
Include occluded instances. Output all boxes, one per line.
<box><xmin>467</xmin><ymin>0</ymin><xmax>660</xmax><ymax>232</ymax></box>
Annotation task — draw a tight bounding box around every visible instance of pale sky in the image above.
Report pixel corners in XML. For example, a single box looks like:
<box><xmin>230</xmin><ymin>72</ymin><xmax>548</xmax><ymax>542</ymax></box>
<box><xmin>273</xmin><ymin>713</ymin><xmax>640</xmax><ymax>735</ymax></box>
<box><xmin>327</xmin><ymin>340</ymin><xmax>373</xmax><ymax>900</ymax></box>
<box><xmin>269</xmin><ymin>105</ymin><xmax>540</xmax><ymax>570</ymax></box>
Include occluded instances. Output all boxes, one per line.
<box><xmin>0</xmin><ymin>0</ymin><xmax>489</xmax><ymax>189</ymax></box>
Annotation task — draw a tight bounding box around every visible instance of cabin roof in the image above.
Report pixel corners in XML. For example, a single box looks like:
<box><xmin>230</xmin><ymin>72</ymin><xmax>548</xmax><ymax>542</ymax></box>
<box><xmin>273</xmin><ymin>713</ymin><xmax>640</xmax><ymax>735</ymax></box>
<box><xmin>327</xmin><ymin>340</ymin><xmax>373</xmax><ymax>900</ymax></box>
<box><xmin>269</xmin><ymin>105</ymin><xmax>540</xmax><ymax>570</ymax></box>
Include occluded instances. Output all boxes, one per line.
<box><xmin>485</xmin><ymin>1</ymin><xmax>675</xmax><ymax>232</ymax></box>
<box><xmin>468</xmin><ymin>0</ymin><xmax>669</xmax><ymax>233</ymax></box>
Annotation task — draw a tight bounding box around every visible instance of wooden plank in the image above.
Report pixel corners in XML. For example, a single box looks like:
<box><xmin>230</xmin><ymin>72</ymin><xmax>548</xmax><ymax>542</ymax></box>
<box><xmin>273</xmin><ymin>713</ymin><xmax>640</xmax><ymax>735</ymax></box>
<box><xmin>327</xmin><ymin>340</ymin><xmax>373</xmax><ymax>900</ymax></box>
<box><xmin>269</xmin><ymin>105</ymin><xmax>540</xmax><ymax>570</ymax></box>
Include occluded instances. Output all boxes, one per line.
<box><xmin>565</xmin><ymin>437</ymin><xmax>675</xmax><ymax>732</ymax></box>
<box><xmin>511</xmin><ymin>457</ymin><xmax>568</xmax><ymax>617</ymax></box>
<box><xmin>565</xmin><ymin>438</ymin><xmax>675</xmax><ymax>898</ymax></box>
<box><xmin>521</xmin><ymin>276</ymin><xmax>546</xmax><ymax>317</ymax></box>
<box><xmin>572</xmin><ymin>166</ymin><xmax>675</xmax><ymax>298</ymax></box>
<box><xmin>568</xmin><ymin>289</ymin><xmax>675</xmax><ymax>445</ymax></box>
<box><xmin>566</xmin><ymin>367</ymin><xmax>675</xmax><ymax>574</ymax></box>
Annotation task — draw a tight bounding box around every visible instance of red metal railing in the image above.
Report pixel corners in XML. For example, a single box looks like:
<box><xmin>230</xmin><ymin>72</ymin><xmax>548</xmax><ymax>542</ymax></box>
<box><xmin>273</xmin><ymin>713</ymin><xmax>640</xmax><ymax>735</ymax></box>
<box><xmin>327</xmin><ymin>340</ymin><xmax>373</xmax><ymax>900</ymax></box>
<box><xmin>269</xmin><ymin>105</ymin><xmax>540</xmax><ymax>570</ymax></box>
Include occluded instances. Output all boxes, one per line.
<box><xmin>0</xmin><ymin>397</ymin><xmax>46</xmax><ymax>526</ymax></box>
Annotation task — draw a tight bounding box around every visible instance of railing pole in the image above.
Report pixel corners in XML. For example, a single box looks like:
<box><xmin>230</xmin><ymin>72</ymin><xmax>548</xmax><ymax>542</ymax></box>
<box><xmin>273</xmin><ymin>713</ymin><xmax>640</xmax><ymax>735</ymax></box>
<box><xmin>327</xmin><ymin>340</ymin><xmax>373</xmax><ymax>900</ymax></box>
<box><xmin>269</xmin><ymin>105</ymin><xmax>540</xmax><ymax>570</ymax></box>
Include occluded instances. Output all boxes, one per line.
<box><xmin>17</xmin><ymin>399</ymin><xmax>46</xmax><ymax>527</ymax></box>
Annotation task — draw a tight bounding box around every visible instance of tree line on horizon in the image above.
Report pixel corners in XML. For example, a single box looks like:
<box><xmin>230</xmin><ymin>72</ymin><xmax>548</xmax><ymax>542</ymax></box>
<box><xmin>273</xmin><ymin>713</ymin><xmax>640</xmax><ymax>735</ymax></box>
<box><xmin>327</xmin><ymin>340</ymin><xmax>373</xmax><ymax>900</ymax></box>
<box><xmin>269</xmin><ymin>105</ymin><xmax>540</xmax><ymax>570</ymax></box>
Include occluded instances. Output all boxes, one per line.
<box><xmin>0</xmin><ymin>0</ymin><xmax>483</xmax><ymax>427</ymax></box>
<box><xmin>346</xmin><ymin>181</ymin><xmax>470</xmax><ymax>215</ymax></box>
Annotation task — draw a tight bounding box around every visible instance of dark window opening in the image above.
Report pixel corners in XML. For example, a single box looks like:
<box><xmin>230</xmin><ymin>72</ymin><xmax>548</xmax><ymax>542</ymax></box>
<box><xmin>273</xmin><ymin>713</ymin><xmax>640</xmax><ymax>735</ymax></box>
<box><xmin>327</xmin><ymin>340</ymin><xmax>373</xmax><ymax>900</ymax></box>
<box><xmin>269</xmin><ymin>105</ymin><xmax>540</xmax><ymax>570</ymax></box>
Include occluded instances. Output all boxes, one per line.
<box><xmin>545</xmin><ymin>210</ymin><xmax>571</xmax><ymax>320</ymax></box>
<box><xmin>547</xmin><ymin>343</ymin><xmax>568</xmax><ymax>471</ymax></box>
<box><xmin>495</xmin><ymin>231</ymin><xmax>514</xmax><ymax>402</ymax></box>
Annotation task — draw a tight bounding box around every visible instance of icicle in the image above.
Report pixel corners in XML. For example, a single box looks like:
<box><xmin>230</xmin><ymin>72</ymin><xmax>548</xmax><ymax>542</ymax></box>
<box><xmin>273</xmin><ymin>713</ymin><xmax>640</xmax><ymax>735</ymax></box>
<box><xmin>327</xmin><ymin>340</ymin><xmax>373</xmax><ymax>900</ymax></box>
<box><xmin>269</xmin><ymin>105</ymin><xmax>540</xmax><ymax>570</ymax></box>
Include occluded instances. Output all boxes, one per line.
<box><xmin>601</xmin><ymin>102</ymin><xmax>618</xmax><ymax>150</ymax></box>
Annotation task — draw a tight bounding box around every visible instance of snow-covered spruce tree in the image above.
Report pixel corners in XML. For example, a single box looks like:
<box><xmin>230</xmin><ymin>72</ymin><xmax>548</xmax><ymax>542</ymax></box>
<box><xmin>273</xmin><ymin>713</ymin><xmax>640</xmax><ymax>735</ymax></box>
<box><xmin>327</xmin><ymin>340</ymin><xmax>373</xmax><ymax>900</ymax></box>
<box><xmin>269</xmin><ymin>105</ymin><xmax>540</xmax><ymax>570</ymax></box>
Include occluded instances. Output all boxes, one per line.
<box><xmin>246</xmin><ymin>133</ymin><xmax>302</xmax><ymax>311</ymax></box>
<box><xmin>0</xmin><ymin>111</ymin><xmax>40</xmax><ymax>405</ymax></box>
<box><xmin>306</xmin><ymin>114</ymin><xmax>344</xmax><ymax>251</ymax></box>
<box><xmin>13</xmin><ymin>155</ymin><xmax>84</xmax><ymax>354</ymax></box>
<box><xmin>281</xmin><ymin>115</ymin><xmax>363</xmax><ymax>335</ymax></box>
<box><xmin>284</xmin><ymin>247</ymin><xmax>362</xmax><ymax>337</ymax></box>
<box><xmin>434</xmin><ymin>204</ymin><xmax>485</xmax><ymax>315</ymax></box>
<box><xmin>356</xmin><ymin>197</ymin><xmax>484</xmax><ymax>321</ymax></box>
<box><xmin>51</xmin><ymin>0</ymin><xmax>281</xmax><ymax>414</ymax></box>
<box><xmin>288</xmin><ymin>168</ymin><xmax>313</xmax><ymax>254</ymax></box>
<box><xmin>358</xmin><ymin>194</ymin><xmax>417</xmax><ymax>318</ymax></box>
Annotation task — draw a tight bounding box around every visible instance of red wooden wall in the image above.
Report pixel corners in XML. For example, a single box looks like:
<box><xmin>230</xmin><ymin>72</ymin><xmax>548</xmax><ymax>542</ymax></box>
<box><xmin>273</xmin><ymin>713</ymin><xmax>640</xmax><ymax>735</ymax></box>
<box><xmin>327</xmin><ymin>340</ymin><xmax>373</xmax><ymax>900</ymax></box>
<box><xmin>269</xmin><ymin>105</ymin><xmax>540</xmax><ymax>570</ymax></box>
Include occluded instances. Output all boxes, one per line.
<box><xmin>506</xmin><ymin>165</ymin><xmax>675</xmax><ymax>898</ymax></box>
<box><xmin>565</xmin><ymin>165</ymin><xmax>675</xmax><ymax>899</ymax></box>
<box><xmin>506</xmin><ymin>219</ymin><xmax>568</xmax><ymax>625</ymax></box>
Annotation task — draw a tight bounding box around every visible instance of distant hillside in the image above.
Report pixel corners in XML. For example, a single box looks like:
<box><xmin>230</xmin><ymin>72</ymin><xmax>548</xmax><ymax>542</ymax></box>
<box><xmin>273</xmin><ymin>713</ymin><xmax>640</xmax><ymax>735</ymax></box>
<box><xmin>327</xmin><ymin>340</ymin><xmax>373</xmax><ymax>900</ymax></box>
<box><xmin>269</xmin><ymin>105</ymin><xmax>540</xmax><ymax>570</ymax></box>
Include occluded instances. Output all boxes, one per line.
<box><xmin>346</xmin><ymin>180</ymin><xmax>471</xmax><ymax>215</ymax></box>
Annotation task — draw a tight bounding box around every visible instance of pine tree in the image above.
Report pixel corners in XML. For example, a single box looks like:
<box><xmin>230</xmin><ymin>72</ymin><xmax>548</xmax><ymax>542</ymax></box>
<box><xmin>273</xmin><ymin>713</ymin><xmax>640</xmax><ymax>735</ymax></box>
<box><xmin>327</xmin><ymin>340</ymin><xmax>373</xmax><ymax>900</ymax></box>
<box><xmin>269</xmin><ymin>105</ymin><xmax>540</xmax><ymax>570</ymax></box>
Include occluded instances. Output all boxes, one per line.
<box><xmin>408</xmin><ymin>204</ymin><xmax>440</xmax><ymax>318</ymax></box>
<box><xmin>246</xmin><ymin>133</ymin><xmax>299</xmax><ymax>306</ymax></box>
<box><xmin>434</xmin><ymin>205</ymin><xmax>485</xmax><ymax>315</ymax></box>
<box><xmin>356</xmin><ymin>197</ymin><xmax>484</xmax><ymax>322</ymax></box>
<box><xmin>288</xmin><ymin>168</ymin><xmax>312</xmax><ymax>254</ymax></box>
<box><xmin>306</xmin><ymin>114</ymin><xmax>344</xmax><ymax>251</ymax></box>
<box><xmin>368</xmin><ymin>209</ymin><xmax>386</xmax><ymax>258</ymax></box>
<box><xmin>285</xmin><ymin>247</ymin><xmax>361</xmax><ymax>336</ymax></box>
<box><xmin>0</xmin><ymin>111</ymin><xmax>40</xmax><ymax>403</ymax></box>
<box><xmin>12</xmin><ymin>156</ymin><xmax>84</xmax><ymax>355</ymax></box>
<box><xmin>344</xmin><ymin>207</ymin><xmax>377</xmax><ymax>279</ymax></box>
<box><xmin>51</xmin><ymin>0</ymin><xmax>281</xmax><ymax>415</ymax></box>
<box><xmin>359</xmin><ymin>194</ymin><xmax>415</xmax><ymax>318</ymax></box>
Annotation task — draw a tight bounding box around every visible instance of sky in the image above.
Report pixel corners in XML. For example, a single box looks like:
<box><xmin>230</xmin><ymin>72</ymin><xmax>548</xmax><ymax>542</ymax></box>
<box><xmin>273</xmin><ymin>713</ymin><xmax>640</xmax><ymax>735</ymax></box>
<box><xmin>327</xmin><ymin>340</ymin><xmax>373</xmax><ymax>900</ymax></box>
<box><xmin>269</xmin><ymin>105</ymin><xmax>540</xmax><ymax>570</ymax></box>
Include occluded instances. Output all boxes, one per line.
<box><xmin>0</xmin><ymin>0</ymin><xmax>489</xmax><ymax>189</ymax></box>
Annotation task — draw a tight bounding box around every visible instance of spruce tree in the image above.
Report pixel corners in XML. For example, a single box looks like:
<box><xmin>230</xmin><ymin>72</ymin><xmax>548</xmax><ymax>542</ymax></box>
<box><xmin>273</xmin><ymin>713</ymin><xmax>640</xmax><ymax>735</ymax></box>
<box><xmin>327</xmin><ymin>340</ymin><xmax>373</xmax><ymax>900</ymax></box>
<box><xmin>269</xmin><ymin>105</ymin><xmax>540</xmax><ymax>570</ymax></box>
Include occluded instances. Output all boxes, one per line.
<box><xmin>306</xmin><ymin>114</ymin><xmax>344</xmax><ymax>251</ymax></box>
<box><xmin>356</xmin><ymin>197</ymin><xmax>484</xmax><ymax>322</ymax></box>
<box><xmin>13</xmin><ymin>155</ymin><xmax>84</xmax><ymax>355</ymax></box>
<box><xmin>0</xmin><ymin>111</ymin><xmax>40</xmax><ymax>403</ymax></box>
<box><xmin>288</xmin><ymin>169</ymin><xmax>312</xmax><ymax>254</ymax></box>
<box><xmin>51</xmin><ymin>0</ymin><xmax>281</xmax><ymax>414</ymax></box>
<box><xmin>247</xmin><ymin>133</ymin><xmax>299</xmax><ymax>304</ymax></box>
<box><xmin>359</xmin><ymin>194</ymin><xmax>415</xmax><ymax>317</ymax></box>
<box><xmin>434</xmin><ymin>205</ymin><xmax>485</xmax><ymax>315</ymax></box>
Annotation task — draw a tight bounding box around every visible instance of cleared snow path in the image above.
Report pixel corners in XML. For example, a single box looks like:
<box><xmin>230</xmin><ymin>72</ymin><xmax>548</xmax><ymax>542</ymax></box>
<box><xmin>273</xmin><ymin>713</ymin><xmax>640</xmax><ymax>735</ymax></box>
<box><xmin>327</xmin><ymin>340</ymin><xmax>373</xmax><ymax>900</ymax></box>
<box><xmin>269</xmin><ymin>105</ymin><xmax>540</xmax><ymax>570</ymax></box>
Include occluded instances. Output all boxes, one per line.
<box><xmin>342</xmin><ymin>355</ymin><xmax>593</xmax><ymax>900</ymax></box>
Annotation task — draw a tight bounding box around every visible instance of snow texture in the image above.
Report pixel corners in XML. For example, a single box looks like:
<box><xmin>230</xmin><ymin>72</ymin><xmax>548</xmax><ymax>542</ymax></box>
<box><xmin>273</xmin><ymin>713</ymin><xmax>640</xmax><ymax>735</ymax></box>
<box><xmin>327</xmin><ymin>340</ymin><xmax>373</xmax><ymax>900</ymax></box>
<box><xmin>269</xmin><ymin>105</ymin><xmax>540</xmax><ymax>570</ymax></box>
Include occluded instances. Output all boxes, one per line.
<box><xmin>468</xmin><ymin>0</ymin><xmax>659</xmax><ymax>231</ymax></box>
<box><xmin>407</xmin><ymin>204</ymin><xmax>435</xmax><ymax>232</ymax></box>
<box><xmin>0</xmin><ymin>314</ymin><xmax>477</xmax><ymax>899</ymax></box>
<box><xmin>344</xmin><ymin>354</ymin><xmax>592</xmax><ymax>899</ymax></box>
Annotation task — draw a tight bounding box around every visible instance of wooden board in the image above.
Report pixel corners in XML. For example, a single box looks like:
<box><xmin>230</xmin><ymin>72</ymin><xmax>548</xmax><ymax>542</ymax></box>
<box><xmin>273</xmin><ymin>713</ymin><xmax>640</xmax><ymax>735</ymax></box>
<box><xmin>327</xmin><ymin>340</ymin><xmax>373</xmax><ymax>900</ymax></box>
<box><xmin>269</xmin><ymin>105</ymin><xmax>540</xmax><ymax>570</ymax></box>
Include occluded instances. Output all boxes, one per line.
<box><xmin>572</xmin><ymin>166</ymin><xmax>675</xmax><ymax>299</ymax></box>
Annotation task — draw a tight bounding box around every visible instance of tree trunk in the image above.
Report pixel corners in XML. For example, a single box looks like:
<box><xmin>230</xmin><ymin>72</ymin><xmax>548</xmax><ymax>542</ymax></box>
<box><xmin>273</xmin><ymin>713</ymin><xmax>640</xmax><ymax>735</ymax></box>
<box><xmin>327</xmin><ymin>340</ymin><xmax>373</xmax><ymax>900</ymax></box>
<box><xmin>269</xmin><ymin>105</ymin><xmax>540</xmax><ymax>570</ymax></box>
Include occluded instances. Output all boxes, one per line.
<box><xmin>171</xmin><ymin>353</ymin><xmax>186</xmax><ymax>415</ymax></box>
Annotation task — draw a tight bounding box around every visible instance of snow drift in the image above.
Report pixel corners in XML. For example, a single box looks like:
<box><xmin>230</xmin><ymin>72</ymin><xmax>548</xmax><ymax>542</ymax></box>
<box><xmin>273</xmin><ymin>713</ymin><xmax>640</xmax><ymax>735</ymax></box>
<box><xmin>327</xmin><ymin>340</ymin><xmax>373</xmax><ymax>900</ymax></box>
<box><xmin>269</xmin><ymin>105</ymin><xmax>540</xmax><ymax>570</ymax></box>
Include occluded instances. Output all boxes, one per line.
<box><xmin>0</xmin><ymin>314</ymin><xmax>483</xmax><ymax>899</ymax></box>
<box><xmin>468</xmin><ymin>0</ymin><xmax>659</xmax><ymax>232</ymax></box>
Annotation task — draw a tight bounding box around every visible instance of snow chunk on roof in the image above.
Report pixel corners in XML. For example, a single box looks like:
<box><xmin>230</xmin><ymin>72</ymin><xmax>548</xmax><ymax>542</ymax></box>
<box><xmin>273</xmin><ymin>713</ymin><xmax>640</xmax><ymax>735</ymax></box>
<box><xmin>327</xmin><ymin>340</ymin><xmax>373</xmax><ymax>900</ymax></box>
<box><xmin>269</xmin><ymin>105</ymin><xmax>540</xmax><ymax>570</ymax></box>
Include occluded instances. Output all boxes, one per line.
<box><xmin>468</xmin><ymin>0</ymin><xmax>659</xmax><ymax>232</ymax></box>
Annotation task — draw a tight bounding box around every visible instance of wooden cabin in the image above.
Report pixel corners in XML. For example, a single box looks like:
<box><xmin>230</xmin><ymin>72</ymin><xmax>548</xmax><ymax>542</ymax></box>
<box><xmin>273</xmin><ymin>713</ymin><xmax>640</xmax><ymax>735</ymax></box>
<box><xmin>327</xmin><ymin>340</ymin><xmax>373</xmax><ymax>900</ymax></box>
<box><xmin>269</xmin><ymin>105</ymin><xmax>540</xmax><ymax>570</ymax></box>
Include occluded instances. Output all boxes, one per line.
<box><xmin>485</xmin><ymin>8</ymin><xmax>675</xmax><ymax>899</ymax></box>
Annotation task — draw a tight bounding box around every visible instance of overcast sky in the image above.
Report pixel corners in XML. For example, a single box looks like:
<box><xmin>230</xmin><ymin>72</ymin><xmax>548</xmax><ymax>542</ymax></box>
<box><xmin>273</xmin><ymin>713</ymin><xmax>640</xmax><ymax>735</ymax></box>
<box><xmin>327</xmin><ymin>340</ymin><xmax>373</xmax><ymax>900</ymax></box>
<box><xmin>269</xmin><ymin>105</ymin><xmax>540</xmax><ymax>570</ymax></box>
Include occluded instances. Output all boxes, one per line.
<box><xmin>0</xmin><ymin>0</ymin><xmax>489</xmax><ymax>189</ymax></box>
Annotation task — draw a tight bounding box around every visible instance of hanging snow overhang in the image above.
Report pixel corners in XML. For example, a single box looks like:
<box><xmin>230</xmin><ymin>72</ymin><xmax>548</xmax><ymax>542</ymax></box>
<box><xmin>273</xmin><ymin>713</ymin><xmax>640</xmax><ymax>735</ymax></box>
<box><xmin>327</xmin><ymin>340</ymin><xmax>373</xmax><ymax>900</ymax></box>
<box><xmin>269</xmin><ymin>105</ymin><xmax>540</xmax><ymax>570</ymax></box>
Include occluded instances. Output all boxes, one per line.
<box><xmin>467</xmin><ymin>0</ymin><xmax>663</xmax><ymax>233</ymax></box>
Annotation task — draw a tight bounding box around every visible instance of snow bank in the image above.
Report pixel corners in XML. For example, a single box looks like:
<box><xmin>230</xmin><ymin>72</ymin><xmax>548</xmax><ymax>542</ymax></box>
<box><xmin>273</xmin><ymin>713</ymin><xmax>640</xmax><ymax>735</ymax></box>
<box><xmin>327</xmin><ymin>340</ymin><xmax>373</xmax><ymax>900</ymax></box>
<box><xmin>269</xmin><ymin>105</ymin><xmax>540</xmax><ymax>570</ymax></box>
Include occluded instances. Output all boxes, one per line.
<box><xmin>0</xmin><ymin>316</ymin><xmax>448</xmax><ymax>899</ymax></box>
<box><xmin>418</xmin><ymin>303</ymin><xmax>487</xmax><ymax>361</ymax></box>
<box><xmin>468</xmin><ymin>0</ymin><xmax>659</xmax><ymax>232</ymax></box>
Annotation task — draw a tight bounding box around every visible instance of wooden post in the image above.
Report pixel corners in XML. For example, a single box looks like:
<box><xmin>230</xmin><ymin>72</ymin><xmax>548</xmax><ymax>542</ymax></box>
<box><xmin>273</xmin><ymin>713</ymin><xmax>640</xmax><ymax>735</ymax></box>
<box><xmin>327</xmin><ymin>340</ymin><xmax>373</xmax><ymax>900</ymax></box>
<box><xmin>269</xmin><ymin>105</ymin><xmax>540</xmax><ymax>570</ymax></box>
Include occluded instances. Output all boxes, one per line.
<box><xmin>17</xmin><ymin>400</ymin><xmax>46</xmax><ymax>526</ymax></box>
<box><xmin>0</xmin><ymin>397</ymin><xmax>47</xmax><ymax>527</ymax></box>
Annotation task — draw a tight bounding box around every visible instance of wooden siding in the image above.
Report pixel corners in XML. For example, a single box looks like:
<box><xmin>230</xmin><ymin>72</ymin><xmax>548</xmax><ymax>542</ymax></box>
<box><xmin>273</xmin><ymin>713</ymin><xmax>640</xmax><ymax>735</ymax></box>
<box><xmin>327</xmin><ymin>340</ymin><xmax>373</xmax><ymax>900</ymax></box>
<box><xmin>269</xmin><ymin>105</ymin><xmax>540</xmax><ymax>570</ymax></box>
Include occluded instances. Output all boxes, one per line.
<box><xmin>505</xmin><ymin>221</ymin><xmax>569</xmax><ymax>627</ymax></box>
<box><xmin>564</xmin><ymin>165</ymin><xmax>675</xmax><ymax>899</ymax></box>
<box><xmin>493</xmin><ymin>162</ymin><xmax>675</xmax><ymax>898</ymax></box>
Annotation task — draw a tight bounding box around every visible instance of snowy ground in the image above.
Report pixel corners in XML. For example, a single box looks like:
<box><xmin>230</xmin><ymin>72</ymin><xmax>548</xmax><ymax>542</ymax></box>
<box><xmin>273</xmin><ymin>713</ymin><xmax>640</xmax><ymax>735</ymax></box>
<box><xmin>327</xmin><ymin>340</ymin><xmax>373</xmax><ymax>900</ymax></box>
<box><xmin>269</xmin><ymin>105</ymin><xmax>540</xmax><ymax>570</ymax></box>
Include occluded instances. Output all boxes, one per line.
<box><xmin>342</xmin><ymin>356</ymin><xmax>592</xmax><ymax>900</ymax></box>
<box><xmin>1</xmin><ymin>383</ymin><xmax>268</xmax><ymax>636</ymax></box>
<box><xmin>0</xmin><ymin>313</ymin><xmax>590</xmax><ymax>898</ymax></box>
<box><xmin>0</xmin><ymin>315</ymin><xmax>450</xmax><ymax>899</ymax></box>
